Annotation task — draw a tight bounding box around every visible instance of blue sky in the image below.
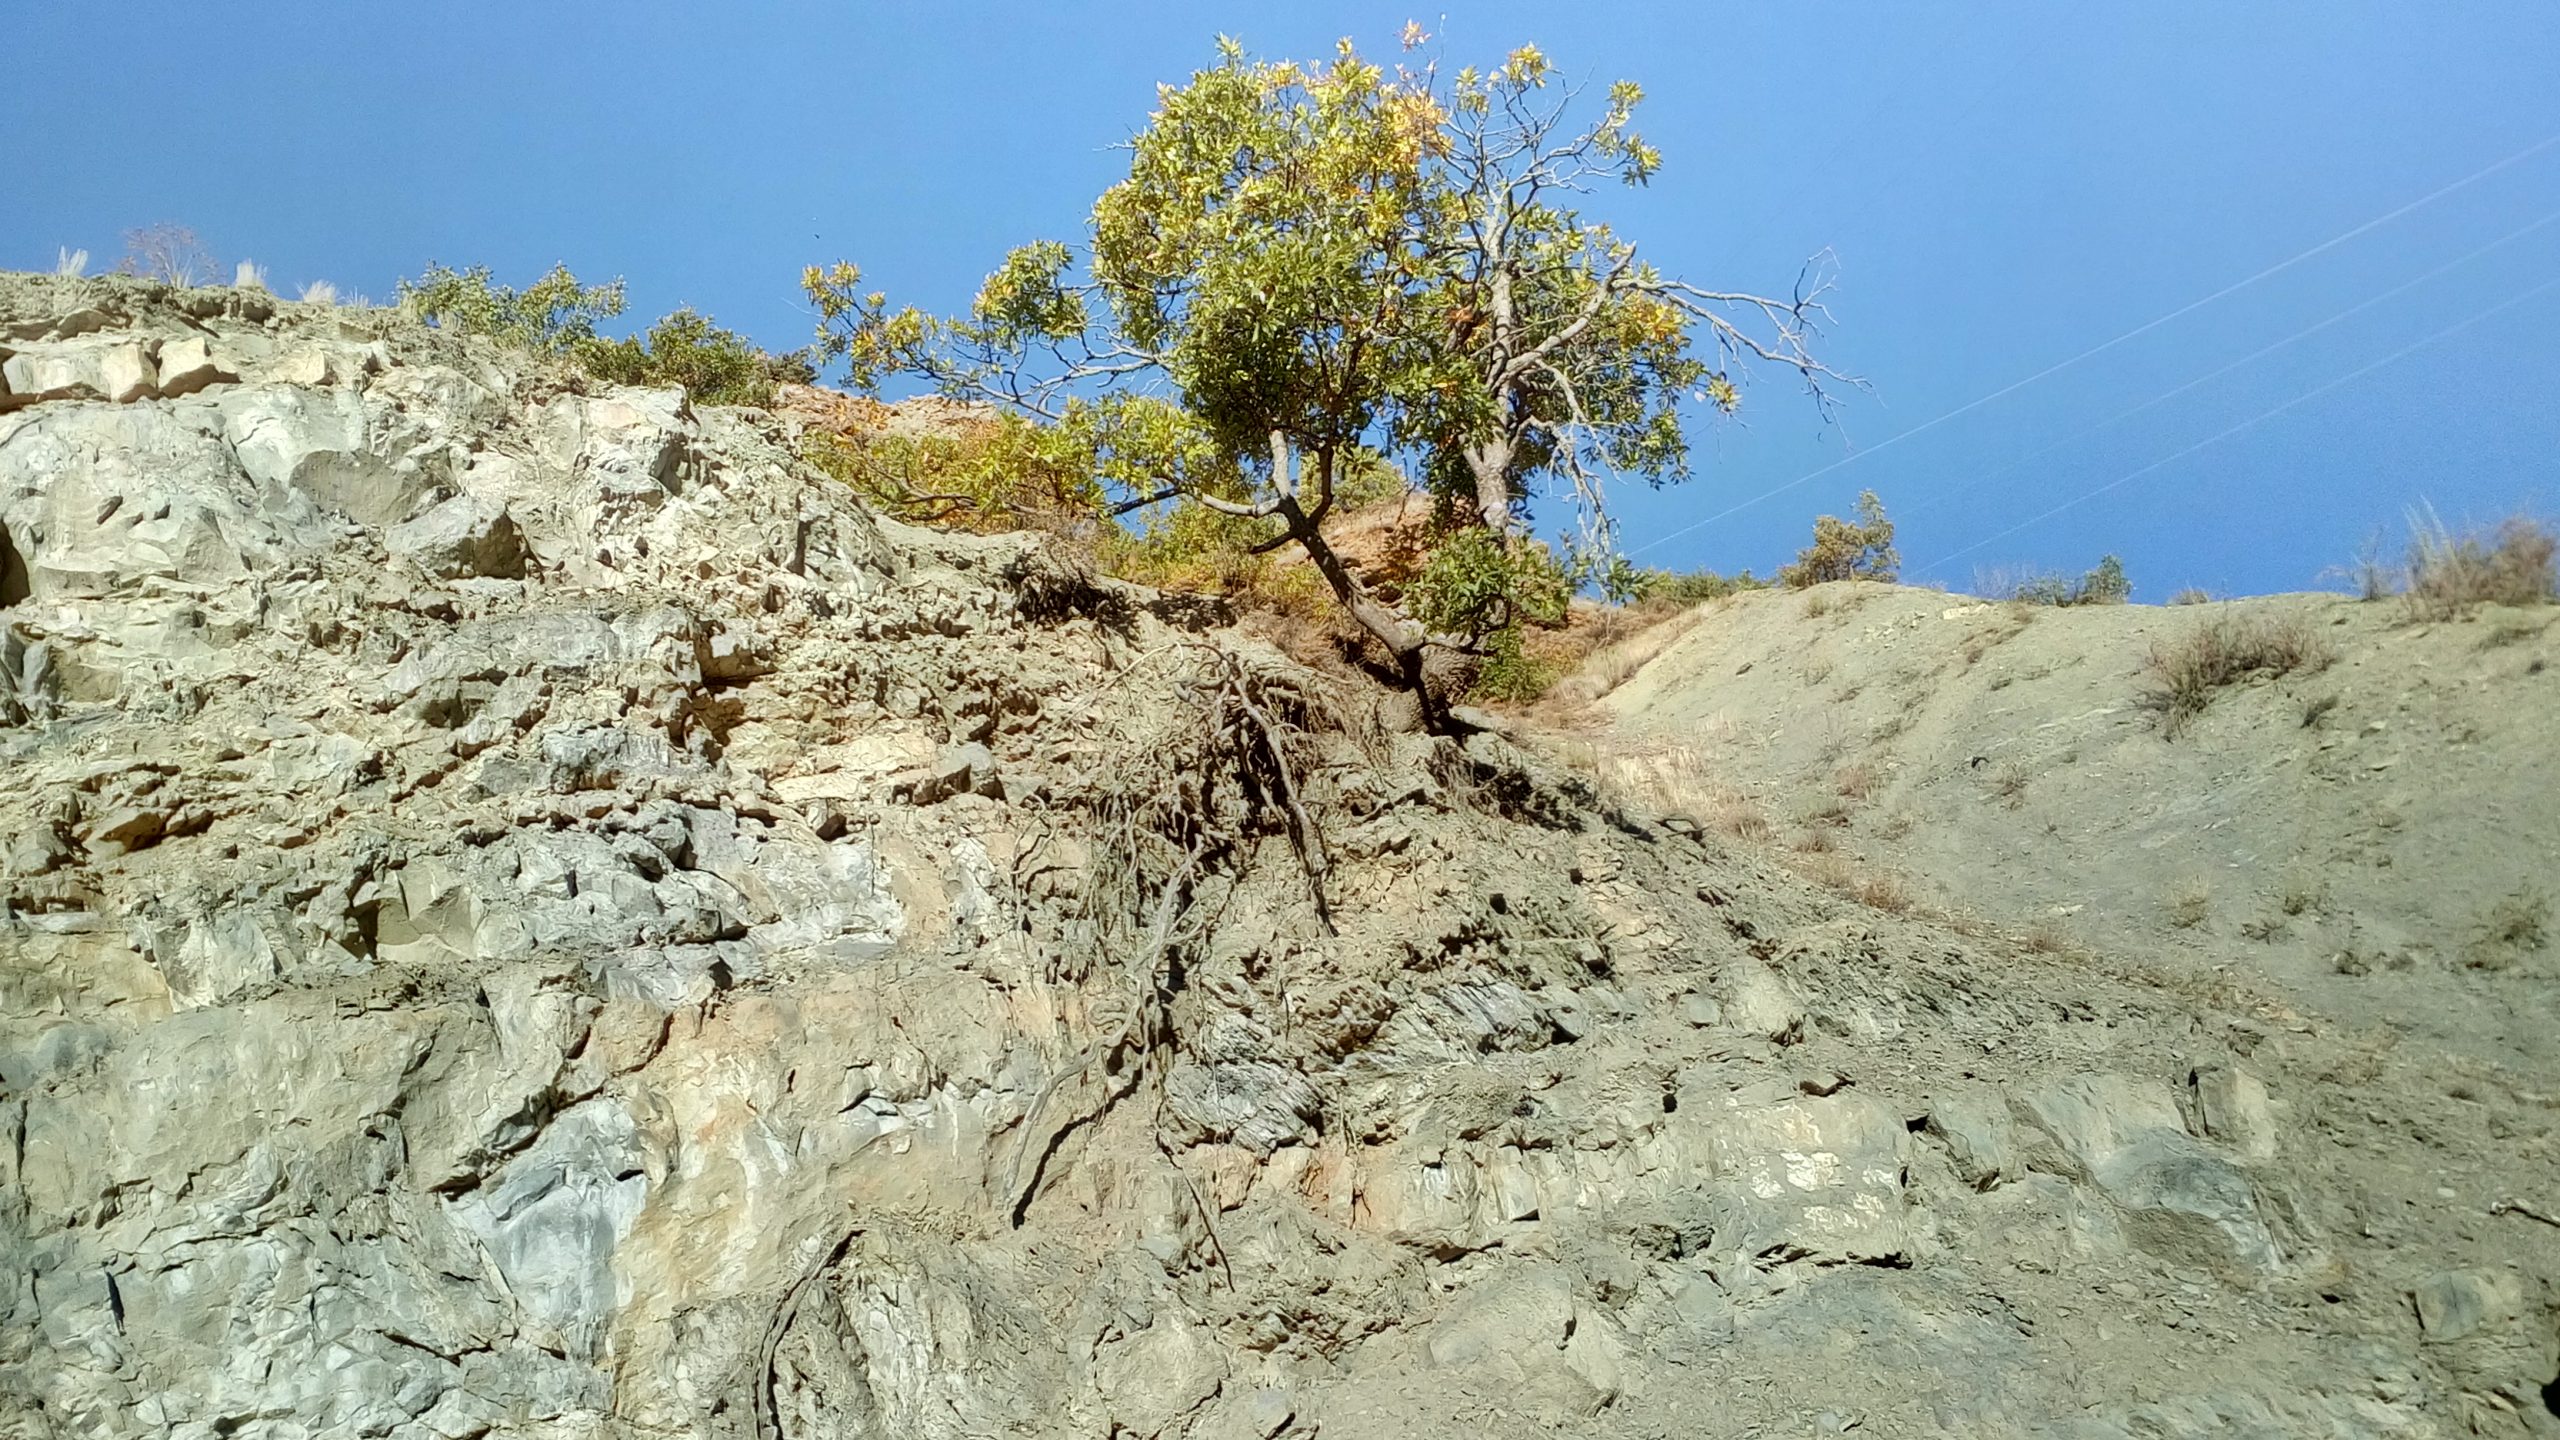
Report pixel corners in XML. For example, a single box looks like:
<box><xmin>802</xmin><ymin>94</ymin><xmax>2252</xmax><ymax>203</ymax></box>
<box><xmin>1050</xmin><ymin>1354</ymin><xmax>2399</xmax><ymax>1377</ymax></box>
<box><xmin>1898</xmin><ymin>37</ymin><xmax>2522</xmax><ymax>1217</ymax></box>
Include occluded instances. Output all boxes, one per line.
<box><xmin>8</xmin><ymin>2</ymin><xmax>2557</xmax><ymax>598</ymax></box>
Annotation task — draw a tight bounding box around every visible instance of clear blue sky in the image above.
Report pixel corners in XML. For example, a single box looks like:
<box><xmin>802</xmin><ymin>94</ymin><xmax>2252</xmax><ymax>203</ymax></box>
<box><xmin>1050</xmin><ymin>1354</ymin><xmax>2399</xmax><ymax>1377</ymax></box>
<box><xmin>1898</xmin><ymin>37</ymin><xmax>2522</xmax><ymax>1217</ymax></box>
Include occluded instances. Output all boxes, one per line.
<box><xmin>9</xmin><ymin>3</ymin><xmax>2557</xmax><ymax>597</ymax></box>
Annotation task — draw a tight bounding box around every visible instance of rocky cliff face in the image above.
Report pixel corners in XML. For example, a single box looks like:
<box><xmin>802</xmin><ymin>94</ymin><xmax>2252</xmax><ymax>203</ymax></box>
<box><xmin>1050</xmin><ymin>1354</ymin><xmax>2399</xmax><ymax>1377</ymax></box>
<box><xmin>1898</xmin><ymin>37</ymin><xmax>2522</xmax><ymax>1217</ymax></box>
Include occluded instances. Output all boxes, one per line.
<box><xmin>1</xmin><ymin>275</ymin><xmax>2547</xmax><ymax>1438</ymax></box>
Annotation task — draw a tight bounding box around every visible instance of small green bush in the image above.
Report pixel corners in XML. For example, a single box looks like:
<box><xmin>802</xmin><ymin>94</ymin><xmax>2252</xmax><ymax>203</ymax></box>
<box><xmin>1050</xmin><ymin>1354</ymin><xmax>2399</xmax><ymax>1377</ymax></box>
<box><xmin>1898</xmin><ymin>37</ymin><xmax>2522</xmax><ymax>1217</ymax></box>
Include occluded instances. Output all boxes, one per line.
<box><xmin>578</xmin><ymin>307</ymin><xmax>815</xmax><ymax>407</ymax></box>
<box><xmin>399</xmin><ymin>263</ymin><xmax>626</xmax><ymax>352</ymax></box>
<box><xmin>1779</xmin><ymin>490</ymin><xmax>1897</xmax><ymax>588</ymax></box>
<box><xmin>1630</xmin><ymin>565</ymin><xmax>1768</xmax><ymax>604</ymax></box>
<box><xmin>400</xmin><ymin>263</ymin><xmax>809</xmax><ymax>407</ymax></box>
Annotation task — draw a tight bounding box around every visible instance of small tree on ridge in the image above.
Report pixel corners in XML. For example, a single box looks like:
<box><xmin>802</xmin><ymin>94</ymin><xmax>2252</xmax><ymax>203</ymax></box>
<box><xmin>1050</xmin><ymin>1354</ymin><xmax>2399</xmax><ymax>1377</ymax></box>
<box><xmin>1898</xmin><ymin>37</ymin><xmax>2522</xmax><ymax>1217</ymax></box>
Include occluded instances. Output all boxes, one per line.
<box><xmin>809</xmin><ymin>32</ymin><xmax>1845</xmax><ymax>722</ymax></box>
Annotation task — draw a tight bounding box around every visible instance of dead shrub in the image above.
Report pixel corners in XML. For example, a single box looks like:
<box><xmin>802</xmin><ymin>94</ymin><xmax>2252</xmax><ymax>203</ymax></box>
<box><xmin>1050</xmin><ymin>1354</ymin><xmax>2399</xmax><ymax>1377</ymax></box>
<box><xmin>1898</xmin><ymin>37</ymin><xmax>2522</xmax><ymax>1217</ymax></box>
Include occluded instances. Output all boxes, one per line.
<box><xmin>1535</xmin><ymin>601</ymin><xmax>1707</xmax><ymax>710</ymax></box>
<box><xmin>2020</xmin><ymin>918</ymin><xmax>2075</xmax><ymax>955</ymax></box>
<box><xmin>1794</xmin><ymin>853</ymin><xmax>1913</xmax><ymax>913</ymax></box>
<box><xmin>2145</xmin><ymin>610</ymin><xmax>2332</xmax><ymax>733</ymax></box>
<box><xmin>1581</xmin><ymin>740</ymin><xmax>1772</xmax><ymax>842</ymax></box>
<box><xmin>1989</xmin><ymin>766</ymin><xmax>2028</xmax><ymax>807</ymax></box>
<box><xmin>2405</xmin><ymin>509</ymin><xmax>2558</xmax><ymax>617</ymax></box>
<box><xmin>2466</xmin><ymin>889</ymin><xmax>2549</xmax><ymax>970</ymax></box>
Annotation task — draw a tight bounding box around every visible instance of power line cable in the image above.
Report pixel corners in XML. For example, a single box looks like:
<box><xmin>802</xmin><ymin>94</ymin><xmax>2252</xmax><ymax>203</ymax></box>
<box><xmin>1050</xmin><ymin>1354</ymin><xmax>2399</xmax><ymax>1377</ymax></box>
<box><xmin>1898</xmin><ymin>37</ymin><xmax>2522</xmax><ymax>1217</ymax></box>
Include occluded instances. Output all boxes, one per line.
<box><xmin>1630</xmin><ymin>127</ymin><xmax>2560</xmax><ymax>557</ymax></box>
<box><xmin>1913</xmin><ymin>273</ymin><xmax>2560</xmax><ymax>577</ymax></box>
<box><xmin>1897</xmin><ymin>206</ymin><xmax>2560</xmax><ymax>522</ymax></box>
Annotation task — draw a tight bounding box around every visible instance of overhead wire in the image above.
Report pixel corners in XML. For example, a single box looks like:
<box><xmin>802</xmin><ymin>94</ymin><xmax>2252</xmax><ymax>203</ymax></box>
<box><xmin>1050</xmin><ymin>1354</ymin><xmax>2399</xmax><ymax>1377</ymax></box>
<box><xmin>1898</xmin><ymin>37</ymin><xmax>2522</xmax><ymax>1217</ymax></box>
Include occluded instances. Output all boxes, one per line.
<box><xmin>1896</xmin><ymin>206</ymin><xmax>2560</xmax><ymax>523</ymax></box>
<box><xmin>1629</xmin><ymin>127</ymin><xmax>2560</xmax><ymax>557</ymax></box>
<box><xmin>1912</xmin><ymin>273</ymin><xmax>2560</xmax><ymax>577</ymax></box>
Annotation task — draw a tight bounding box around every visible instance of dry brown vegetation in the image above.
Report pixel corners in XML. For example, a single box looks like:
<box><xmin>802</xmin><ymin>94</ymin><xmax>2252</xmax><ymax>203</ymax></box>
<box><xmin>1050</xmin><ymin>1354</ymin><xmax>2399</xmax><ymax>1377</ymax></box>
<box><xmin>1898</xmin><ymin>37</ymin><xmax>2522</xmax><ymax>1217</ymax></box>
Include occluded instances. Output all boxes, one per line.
<box><xmin>1519</xmin><ymin>598</ymin><xmax>1710</xmax><ymax>716</ymax></box>
<box><xmin>2165</xmin><ymin>875</ymin><xmax>2214</xmax><ymax>930</ymax></box>
<box><xmin>2144</xmin><ymin>610</ymin><xmax>2331</xmax><ymax>733</ymax></box>
<box><xmin>1568</xmin><ymin>738</ymin><xmax>1773</xmax><ymax>842</ymax></box>
<box><xmin>1795</xmin><ymin>853</ymin><xmax>1917</xmax><ymax>914</ymax></box>
<box><xmin>2404</xmin><ymin>512</ymin><xmax>2558</xmax><ymax>617</ymax></box>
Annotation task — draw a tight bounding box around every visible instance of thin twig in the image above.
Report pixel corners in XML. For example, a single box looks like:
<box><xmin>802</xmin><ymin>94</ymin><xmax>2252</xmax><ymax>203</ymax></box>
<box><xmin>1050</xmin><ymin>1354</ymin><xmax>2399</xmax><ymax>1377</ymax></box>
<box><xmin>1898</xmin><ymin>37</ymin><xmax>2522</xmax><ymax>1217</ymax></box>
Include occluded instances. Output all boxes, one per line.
<box><xmin>2490</xmin><ymin>1197</ymin><xmax>2560</xmax><ymax>1228</ymax></box>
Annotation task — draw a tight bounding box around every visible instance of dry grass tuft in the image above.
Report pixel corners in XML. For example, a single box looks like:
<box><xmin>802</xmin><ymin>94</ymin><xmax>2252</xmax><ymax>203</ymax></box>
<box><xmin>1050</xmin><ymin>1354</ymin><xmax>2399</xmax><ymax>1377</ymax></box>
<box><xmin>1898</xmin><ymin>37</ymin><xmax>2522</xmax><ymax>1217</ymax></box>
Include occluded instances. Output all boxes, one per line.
<box><xmin>1533</xmin><ymin>601</ymin><xmax>1707</xmax><ymax>711</ymax></box>
<box><xmin>2165</xmin><ymin>875</ymin><xmax>2213</xmax><ymax>930</ymax></box>
<box><xmin>2465</xmin><ymin>889</ymin><xmax>2549</xmax><ymax>970</ymax></box>
<box><xmin>1577</xmin><ymin>739</ymin><xmax>1773</xmax><ymax>842</ymax></box>
<box><xmin>2020</xmin><ymin>918</ymin><xmax>2075</xmax><ymax>955</ymax></box>
<box><xmin>2405</xmin><ymin>510</ymin><xmax>2558</xmax><ymax>617</ymax></box>
<box><xmin>2144</xmin><ymin>610</ymin><xmax>2331</xmax><ymax>734</ymax></box>
<box><xmin>1794</xmin><ymin>854</ymin><xmax>1917</xmax><ymax>915</ymax></box>
<box><xmin>1989</xmin><ymin>766</ymin><xmax>2029</xmax><ymax>808</ymax></box>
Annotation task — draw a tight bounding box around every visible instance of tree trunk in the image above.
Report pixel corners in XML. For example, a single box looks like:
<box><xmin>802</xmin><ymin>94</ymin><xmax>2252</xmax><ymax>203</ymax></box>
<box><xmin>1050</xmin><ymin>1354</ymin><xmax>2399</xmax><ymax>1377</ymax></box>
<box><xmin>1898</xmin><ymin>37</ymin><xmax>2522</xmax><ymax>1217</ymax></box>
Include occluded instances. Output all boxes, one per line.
<box><xmin>1464</xmin><ymin>439</ymin><xmax>1513</xmax><ymax>534</ymax></box>
<box><xmin>1275</xmin><ymin>496</ymin><xmax>1451</xmax><ymax>731</ymax></box>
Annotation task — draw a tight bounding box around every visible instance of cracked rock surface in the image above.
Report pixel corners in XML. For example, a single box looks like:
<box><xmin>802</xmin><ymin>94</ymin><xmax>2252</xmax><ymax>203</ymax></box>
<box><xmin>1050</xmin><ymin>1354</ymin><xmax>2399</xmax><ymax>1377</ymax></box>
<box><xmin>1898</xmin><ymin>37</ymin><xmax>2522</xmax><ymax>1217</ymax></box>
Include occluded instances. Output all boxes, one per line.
<box><xmin>3</xmin><ymin>274</ymin><xmax>2553</xmax><ymax>1438</ymax></box>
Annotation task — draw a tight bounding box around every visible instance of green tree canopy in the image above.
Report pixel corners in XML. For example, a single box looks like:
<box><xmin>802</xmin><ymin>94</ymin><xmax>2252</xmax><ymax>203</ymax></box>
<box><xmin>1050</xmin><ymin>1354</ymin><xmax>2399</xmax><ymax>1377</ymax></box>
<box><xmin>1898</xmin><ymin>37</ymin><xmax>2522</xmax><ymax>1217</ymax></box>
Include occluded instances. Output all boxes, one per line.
<box><xmin>809</xmin><ymin>32</ymin><xmax>1845</xmax><ymax>722</ymax></box>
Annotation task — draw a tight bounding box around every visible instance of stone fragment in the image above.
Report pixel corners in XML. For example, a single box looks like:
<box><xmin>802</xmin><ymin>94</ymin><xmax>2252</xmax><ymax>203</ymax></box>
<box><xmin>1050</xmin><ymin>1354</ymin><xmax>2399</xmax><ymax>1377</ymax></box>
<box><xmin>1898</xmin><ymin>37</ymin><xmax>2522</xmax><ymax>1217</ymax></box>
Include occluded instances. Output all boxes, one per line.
<box><xmin>2014</xmin><ymin>1075</ymin><xmax>2284</xmax><ymax>1273</ymax></box>
<box><xmin>894</xmin><ymin>740</ymin><xmax>1001</xmax><ymax>805</ymax></box>
<box><xmin>2188</xmin><ymin>1062</ymin><xmax>2278</xmax><ymax>1161</ymax></box>
<box><xmin>1926</xmin><ymin>1088</ymin><xmax>2021</xmax><ymax>1189</ymax></box>
<box><xmin>697</xmin><ymin>621</ymin><xmax>772</xmax><ymax>681</ymax></box>
<box><xmin>2411</xmin><ymin>1268</ymin><xmax>2524</xmax><ymax>1342</ymax></box>
<box><xmin>1</xmin><ymin>339</ymin><xmax>158</xmax><ymax>404</ymax></box>
<box><xmin>388</xmin><ymin>492</ymin><xmax>528</xmax><ymax>578</ymax></box>
<box><xmin>1722</xmin><ymin>955</ymin><xmax>1806</xmax><ymax>1043</ymax></box>
<box><xmin>153</xmin><ymin>335</ymin><xmax>240</xmax><ymax>396</ymax></box>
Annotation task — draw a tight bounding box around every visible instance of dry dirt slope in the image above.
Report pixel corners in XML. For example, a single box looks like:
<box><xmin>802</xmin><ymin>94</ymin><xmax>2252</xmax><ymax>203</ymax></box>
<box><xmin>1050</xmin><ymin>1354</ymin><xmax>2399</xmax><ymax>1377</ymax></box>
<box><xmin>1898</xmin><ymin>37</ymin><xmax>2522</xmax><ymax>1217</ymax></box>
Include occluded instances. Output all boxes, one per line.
<box><xmin>1596</xmin><ymin>582</ymin><xmax>2559</xmax><ymax>1073</ymax></box>
<box><xmin>1591</xmin><ymin>580</ymin><xmax>2560</xmax><ymax>1420</ymax></box>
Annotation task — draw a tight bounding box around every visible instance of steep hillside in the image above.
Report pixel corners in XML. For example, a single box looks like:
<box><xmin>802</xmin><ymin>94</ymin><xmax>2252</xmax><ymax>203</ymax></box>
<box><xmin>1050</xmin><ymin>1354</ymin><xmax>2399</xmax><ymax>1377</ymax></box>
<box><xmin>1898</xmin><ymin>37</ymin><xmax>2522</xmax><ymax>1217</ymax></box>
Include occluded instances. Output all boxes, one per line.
<box><xmin>2</xmin><ymin>277</ymin><xmax>2553</xmax><ymax>1438</ymax></box>
<box><xmin>1597</xmin><ymin>582</ymin><xmax>2559</xmax><ymax>1073</ymax></box>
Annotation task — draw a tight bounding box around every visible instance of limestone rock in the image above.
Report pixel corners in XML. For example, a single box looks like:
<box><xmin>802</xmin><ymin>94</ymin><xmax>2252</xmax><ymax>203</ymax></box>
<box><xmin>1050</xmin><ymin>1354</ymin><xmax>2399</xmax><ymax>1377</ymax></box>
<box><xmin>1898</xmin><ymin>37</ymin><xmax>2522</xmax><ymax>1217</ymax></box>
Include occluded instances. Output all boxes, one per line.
<box><xmin>2410</xmin><ymin>1268</ymin><xmax>2524</xmax><ymax>1343</ymax></box>
<box><xmin>2014</xmin><ymin>1076</ymin><xmax>2284</xmax><ymax>1273</ymax></box>
<box><xmin>2189</xmin><ymin>1062</ymin><xmax>2279</xmax><ymax>1161</ymax></box>
<box><xmin>153</xmin><ymin>335</ymin><xmax>239</xmax><ymax>396</ymax></box>
<box><xmin>1926</xmin><ymin>1087</ymin><xmax>2022</xmax><ymax>1189</ymax></box>
<box><xmin>1722</xmin><ymin>955</ymin><xmax>1808</xmax><ymax>1043</ymax></box>
<box><xmin>1</xmin><ymin>337</ymin><xmax>157</xmax><ymax>404</ymax></box>
<box><xmin>388</xmin><ymin>492</ymin><xmax>528</xmax><ymax>578</ymax></box>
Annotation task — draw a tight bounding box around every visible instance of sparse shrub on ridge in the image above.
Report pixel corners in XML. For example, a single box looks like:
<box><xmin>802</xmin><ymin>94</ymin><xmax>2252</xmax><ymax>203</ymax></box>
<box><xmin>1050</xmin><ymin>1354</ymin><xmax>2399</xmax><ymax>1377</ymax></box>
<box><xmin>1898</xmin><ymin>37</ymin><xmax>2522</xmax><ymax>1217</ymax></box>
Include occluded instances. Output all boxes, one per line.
<box><xmin>1975</xmin><ymin>553</ymin><xmax>2131</xmax><ymax>606</ymax></box>
<box><xmin>2144</xmin><ymin>609</ymin><xmax>2331</xmax><ymax>734</ymax></box>
<box><xmin>399</xmin><ymin>263</ymin><xmax>627</xmax><ymax>351</ymax></box>
<box><xmin>400</xmin><ymin>262</ymin><xmax>811</xmax><ymax>407</ymax></box>
<box><xmin>118</xmin><ymin>223</ymin><xmax>214</xmax><ymax>286</ymax></box>
<box><xmin>1779</xmin><ymin>490</ymin><xmax>1897</xmax><ymax>588</ymax></box>
<box><xmin>579</xmin><ymin>307</ymin><xmax>817</xmax><ymax>407</ymax></box>
<box><xmin>2404</xmin><ymin>508</ymin><xmax>2556</xmax><ymax>617</ymax></box>
<box><xmin>2335</xmin><ymin>506</ymin><xmax>2557</xmax><ymax>614</ymax></box>
<box><xmin>1629</xmin><ymin>565</ymin><xmax>1768</xmax><ymax>604</ymax></box>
